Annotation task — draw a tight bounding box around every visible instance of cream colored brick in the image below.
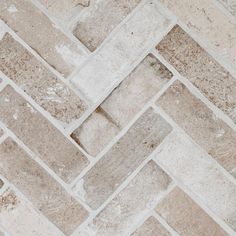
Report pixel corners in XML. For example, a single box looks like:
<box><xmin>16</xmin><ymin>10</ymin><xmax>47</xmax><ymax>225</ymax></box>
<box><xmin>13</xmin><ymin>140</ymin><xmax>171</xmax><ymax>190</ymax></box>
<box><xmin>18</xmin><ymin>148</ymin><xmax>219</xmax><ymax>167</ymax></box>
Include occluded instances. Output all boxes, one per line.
<box><xmin>0</xmin><ymin>86</ymin><xmax>88</xmax><ymax>183</ymax></box>
<box><xmin>0</xmin><ymin>138</ymin><xmax>88</xmax><ymax>235</ymax></box>
<box><xmin>0</xmin><ymin>0</ymin><xmax>87</xmax><ymax>75</ymax></box>
<box><xmin>77</xmin><ymin>161</ymin><xmax>171</xmax><ymax>236</ymax></box>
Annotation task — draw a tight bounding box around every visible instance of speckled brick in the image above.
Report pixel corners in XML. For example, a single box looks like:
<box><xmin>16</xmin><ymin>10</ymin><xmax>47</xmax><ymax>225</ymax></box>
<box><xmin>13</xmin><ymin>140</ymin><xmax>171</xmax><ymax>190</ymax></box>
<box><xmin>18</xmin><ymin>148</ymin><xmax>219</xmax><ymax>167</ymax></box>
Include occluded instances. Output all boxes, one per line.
<box><xmin>0</xmin><ymin>85</ymin><xmax>88</xmax><ymax>183</ymax></box>
<box><xmin>0</xmin><ymin>33</ymin><xmax>86</xmax><ymax>124</ymax></box>
<box><xmin>0</xmin><ymin>138</ymin><xmax>88</xmax><ymax>235</ymax></box>
<box><xmin>73</xmin><ymin>0</ymin><xmax>142</xmax><ymax>51</ymax></box>
<box><xmin>155</xmin><ymin>187</ymin><xmax>227</xmax><ymax>235</ymax></box>
<box><xmin>74</xmin><ymin>108</ymin><xmax>172</xmax><ymax>209</ymax></box>
<box><xmin>156</xmin><ymin>81</ymin><xmax>236</xmax><ymax>177</ymax></box>
<box><xmin>78</xmin><ymin>161</ymin><xmax>171</xmax><ymax>236</ymax></box>
<box><xmin>71</xmin><ymin>55</ymin><xmax>172</xmax><ymax>156</ymax></box>
<box><xmin>0</xmin><ymin>0</ymin><xmax>87</xmax><ymax>75</ymax></box>
<box><xmin>157</xmin><ymin>25</ymin><xmax>236</xmax><ymax>123</ymax></box>
<box><xmin>131</xmin><ymin>216</ymin><xmax>170</xmax><ymax>236</ymax></box>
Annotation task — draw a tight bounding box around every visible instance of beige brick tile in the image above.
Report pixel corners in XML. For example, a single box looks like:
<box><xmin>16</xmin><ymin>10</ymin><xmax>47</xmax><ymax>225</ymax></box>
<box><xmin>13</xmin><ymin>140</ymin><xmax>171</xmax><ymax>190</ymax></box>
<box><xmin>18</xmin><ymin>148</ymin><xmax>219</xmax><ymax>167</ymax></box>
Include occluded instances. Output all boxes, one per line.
<box><xmin>156</xmin><ymin>25</ymin><xmax>236</xmax><ymax>123</ymax></box>
<box><xmin>0</xmin><ymin>33</ymin><xmax>86</xmax><ymax>123</ymax></box>
<box><xmin>0</xmin><ymin>188</ymin><xmax>65</xmax><ymax>236</ymax></box>
<box><xmin>155</xmin><ymin>131</ymin><xmax>236</xmax><ymax>230</ymax></box>
<box><xmin>71</xmin><ymin>108</ymin><xmax>120</xmax><ymax>156</ymax></box>
<box><xmin>131</xmin><ymin>216</ymin><xmax>170</xmax><ymax>236</ymax></box>
<box><xmin>0</xmin><ymin>86</ymin><xmax>88</xmax><ymax>183</ymax></box>
<box><xmin>156</xmin><ymin>81</ymin><xmax>236</xmax><ymax>177</ymax></box>
<box><xmin>0</xmin><ymin>138</ymin><xmax>88</xmax><ymax>235</ymax></box>
<box><xmin>158</xmin><ymin>0</ymin><xmax>236</xmax><ymax>69</ymax></box>
<box><xmin>71</xmin><ymin>55</ymin><xmax>172</xmax><ymax>156</ymax></box>
<box><xmin>216</xmin><ymin>0</ymin><xmax>236</xmax><ymax>17</ymax></box>
<box><xmin>78</xmin><ymin>161</ymin><xmax>171</xmax><ymax>236</ymax></box>
<box><xmin>75</xmin><ymin>108</ymin><xmax>172</xmax><ymax>209</ymax></box>
<box><xmin>38</xmin><ymin>0</ymin><xmax>89</xmax><ymax>22</ymax></box>
<box><xmin>155</xmin><ymin>187</ymin><xmax>227</xmax><ymax>236</ymax></box>
<box><xmin>0</xmin><ymin>0</ymin><xmax>86</xmax><ymax>75</ymax></box>
<box><xmin>73</xmin><ymin>0</ymin><xmax>142</xmax><ymax>51</ymax></box>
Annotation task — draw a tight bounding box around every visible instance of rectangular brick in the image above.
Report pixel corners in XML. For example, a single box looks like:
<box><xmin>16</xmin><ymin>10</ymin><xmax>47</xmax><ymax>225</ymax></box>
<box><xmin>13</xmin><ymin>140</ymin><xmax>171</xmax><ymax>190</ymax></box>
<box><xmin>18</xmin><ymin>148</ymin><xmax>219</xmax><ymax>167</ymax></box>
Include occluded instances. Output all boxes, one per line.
<box><xmin>73</xmin><ymin>0</ymin><xmax>141</xmax><ymax>51</ymax></box>
<box><xmin>71</xmin><ymin>2</ymin><xmax>172</xmax><ymax>103</ymax></box>
<box><xmin>0</xmin><ymin>33</ymin><xmax>86</xmax><ymax>123</ymax></box>
<box><xmin>158</xmin><ymin>0</ymin><xmax>236</xmax><ymax>69</ymax></box>
<box><xmin>0</xmin><ymin>138</ymin><xmax>88</xmax><ymax>235</ymax></box>
<box><xmin>156</xmin><ymin>81</ymin><xmax>236</xmax><ymax>177</ymax></box>
<box><xmin>155</xmin><ymin>131</ymin><xmax>236</xmax><ymax>230</ymax></box>
<box><xmin>74</xmin><ymin>108</ymin><xmax>172</xmax><ymax>209</ymax></box>
<box><xmin>0</xmin><ymin>0</ymin><xmax>87</xmax><ymax>75</ymax></box>
<box><xmin>155</xmin><ymin>187</ymin><xmax>227</xmax><ymax>236</ymax></box>
<box><xmin>78</xmin><ymin>161</ymin><xmax>171</xmax><ymax>236</ymax></box>
<box><xmin>38</xmin><ymin>0</ymin><xmax>89</xmax><ymax>22</ymax></box>
<box><xmin>0</xmin><ymin>188</ymin><xmax>65</xmax><ymax>236</ymax></box>
<box><xmin>216</xmin><ymin>0</ymin><xmax>236</xmax><ymax>17</ymax></box>
<box><xmin>0</xmin><ymin>86</ymin><xmax>88</xmax><ymax>182</ymax></box>
<box><xmin>131</xmin><ymin>216</ymin><xmax>170</xmax><ymax>236</ymax></box>
<box><xmin>71</xmin><ymin>54</ymin><xmax>172</xmax><ymax>156</ymax></box>
<box><xmin>157</xmin><ymin>25</ymin><xmax>236</xmax><ymax>123</ymax></box>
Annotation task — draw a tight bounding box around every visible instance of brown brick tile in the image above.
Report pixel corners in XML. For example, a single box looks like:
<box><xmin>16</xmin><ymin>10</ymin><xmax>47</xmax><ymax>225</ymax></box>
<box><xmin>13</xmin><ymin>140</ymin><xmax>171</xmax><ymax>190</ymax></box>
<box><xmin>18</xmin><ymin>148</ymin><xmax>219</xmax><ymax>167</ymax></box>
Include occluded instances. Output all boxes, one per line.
<box><xmin>155</xmin><ymin>187</ymin><xmax>227</xmax><ymax>236</ymax></box>
<box><xmin>157</xmin><ymin>25</ymin><xmax>236</xmax><ymax>123</ymax></box>
<box><xmin>76</xmin><ymin>108</ymin><xmax>172</xmax><ymax>209</ymax></box>
<box><xmin>156</xmin><ymin>81</ymin><xmax>236</xmax><ymax>177</ymax></box>
<box><xmin>0</xmin><ymin>0</ymin><xmax>86</xmax><ymax>75</ymax></box>
<box><xmin>0</xmin><ymin>33</ymin><xmax>86</xmax><ymax>123</ymax></box>
<box><xmin>73</xmin><ymin>0</ymin><xmax>142</xmax><ymax>51</ymax></box>
<box><xmin>71</xmin><ymin>55</ymin><xmax>172</xmax><ymax>156</ymax></box>
<box><xmin>79</xmin><ymin>161</ymin><xmax>171</xmax><ymax>236</ymax></box>
<box><xmin>0</xmin><ymin>138</ymin><xmax>88</xmax><ymax>235</ymax></box>
<box><xmin>131</xmin><ymin>216</ymin><xmax>170</xmax><ymax>236</ymax></box>
<box><xmin>0</xmin><ymin>85</ymin><xmax>89</xmax><ymax>183</ymax></box>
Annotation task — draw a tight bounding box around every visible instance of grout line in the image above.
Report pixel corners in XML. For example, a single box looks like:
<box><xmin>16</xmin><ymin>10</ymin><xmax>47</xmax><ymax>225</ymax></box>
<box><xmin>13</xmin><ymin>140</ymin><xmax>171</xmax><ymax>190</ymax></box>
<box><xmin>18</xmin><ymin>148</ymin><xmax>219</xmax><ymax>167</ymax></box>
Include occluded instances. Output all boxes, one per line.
<box><xmin>151</xmin><ymin>211</ymin><xmax>180</xmax><ymax>236</ymax></box>
<box><xmin>153</xmin><ymin>155</ymin><xmax>236</xmax><ymax>235</ymax></box>
<box><xmin>69</xmin><ymin>76</ymin><xmax>176</xmax><ymax>187</ymax></box>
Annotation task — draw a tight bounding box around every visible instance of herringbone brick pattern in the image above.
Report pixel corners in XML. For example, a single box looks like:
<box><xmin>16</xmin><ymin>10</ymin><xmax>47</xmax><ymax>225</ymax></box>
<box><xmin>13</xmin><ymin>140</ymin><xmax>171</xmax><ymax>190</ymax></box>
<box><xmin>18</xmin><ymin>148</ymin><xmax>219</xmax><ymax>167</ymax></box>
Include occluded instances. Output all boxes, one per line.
<box><xmin>0</xmin><ymin>0</ymin><xmax>235</xmax><ymax>235</ymax></box>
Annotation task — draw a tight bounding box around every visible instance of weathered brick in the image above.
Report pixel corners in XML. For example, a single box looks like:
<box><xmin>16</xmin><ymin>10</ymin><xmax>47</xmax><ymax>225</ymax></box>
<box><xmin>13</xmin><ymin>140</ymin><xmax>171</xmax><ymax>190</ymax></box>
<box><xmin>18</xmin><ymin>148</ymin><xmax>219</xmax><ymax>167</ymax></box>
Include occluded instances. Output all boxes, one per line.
<box><xmin>72</xmin><ymin>55</ymin><xmax>172</xmax><ymax>156</ymax></box>
<box><xmin>0</xmin><ymin>0</ymin><xmax>86</xmax><ymax>75</ymax></box>
<box><xmin>73</xmin><ymin>0</ymin><xmax>141</xmax><ymax>51</ymax></box>
<box><xmin>216</xmin><ymin>0</ymin><xmax>236</xmax><ymax>17</ymax></box>
<box><xmin>79</xmin><ymin>161</ymin><xmax>171</xmax><ymax>236</ymax></box>
<box><xmin>38</xmin><ymin>0</ymin><xmax>90</xmax><ymax>22</ymax></box>
<box><xmin>155</xmin><ymin>187</ymin><xmax>227</xmax><ymax>236</ymax></box>
<box><xmin>71</xmin><ymin>2</ymin><xmax>172</xmax><ymax>103</ymax></box>
<box><xmin>71</xmin><ymin>108</ymin><xmax>119</xmax><ymax>156</ymax></box>
<box><xmin>156</xmin><ymin>81</ymin><xmax>236</xmax><ymax>177</ymax></box>
<box><xmin>157</xmin><ymin>25</ymin><xmax>236</xmax><ymax>123</ymax></box>
<box><xmin>0</xmin><ymin>138</ymin><xmax>88</xmax><ymax>235</ymax></box>
<box><xmin>0</xmin><ymin>86</ymin><xmax>88</xmax><ymax>182</ymax></box>
<box><xmin>155</xmin><ymin>131</ymin><xmax>236</xmax><ymax>230</ymax></box>
<box><xmin>74</xmin><ymin>108</ymin><xmax>172</xmax><ymax>209</ymax></box>
<box><xmin>131</xmin><ymin>216</ymin><xmax>170</xmax><ymax>236</ymax></box>
<box><xmin>0</xmin><ymin>188</ymin><xmax>65</xmax><ymax>236</ymax></box>
<box><xmin>158</xmin><ymin>0</ymin><xmax>236</xmax><ymax>68</ymax></box>
<box><xmin>0</xmin><ymin>33</ymin><xmax>86</xmax><ymax>123</ymax></box>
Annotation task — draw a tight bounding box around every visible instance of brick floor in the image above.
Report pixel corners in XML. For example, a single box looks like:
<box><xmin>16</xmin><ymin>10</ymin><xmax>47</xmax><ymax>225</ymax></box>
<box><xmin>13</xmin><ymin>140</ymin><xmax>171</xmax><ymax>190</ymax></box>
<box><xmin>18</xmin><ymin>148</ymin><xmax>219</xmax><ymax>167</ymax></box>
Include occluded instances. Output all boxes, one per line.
<box><xmin>0</xmin><ymin>0</ymin><xmax>235</xmax><ymax>236</ymax></box>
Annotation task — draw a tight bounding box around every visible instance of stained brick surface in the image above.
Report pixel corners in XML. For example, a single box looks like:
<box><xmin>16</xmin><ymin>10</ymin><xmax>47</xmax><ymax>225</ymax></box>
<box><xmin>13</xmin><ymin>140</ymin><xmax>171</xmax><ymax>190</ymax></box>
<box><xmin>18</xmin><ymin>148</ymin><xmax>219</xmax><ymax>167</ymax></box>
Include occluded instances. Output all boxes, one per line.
<box><xmin>0</xmin><ymin>0</ymin><xmax>235</xmax><ymax>235</ymax></box>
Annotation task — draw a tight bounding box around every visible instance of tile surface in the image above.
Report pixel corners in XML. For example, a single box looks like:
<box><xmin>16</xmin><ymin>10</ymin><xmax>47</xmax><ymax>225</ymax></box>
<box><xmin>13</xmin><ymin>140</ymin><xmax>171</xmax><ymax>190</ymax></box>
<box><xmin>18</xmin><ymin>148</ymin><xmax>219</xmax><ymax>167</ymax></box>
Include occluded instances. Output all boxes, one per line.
<box><xmin>0</xmin><ymin>0</ymin><xmax>236</xmax><ymax>235</ymax></box>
